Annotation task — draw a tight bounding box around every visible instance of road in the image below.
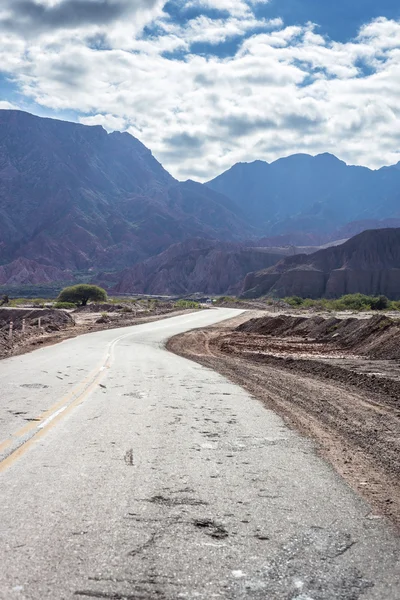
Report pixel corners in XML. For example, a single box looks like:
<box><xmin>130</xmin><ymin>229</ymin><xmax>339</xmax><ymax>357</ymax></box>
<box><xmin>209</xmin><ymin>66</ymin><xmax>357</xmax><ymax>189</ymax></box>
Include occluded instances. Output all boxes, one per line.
<box><xmin>0</xmin><ymin>309</ymin><xmax>399</xmax><ymax>599</ymax></box>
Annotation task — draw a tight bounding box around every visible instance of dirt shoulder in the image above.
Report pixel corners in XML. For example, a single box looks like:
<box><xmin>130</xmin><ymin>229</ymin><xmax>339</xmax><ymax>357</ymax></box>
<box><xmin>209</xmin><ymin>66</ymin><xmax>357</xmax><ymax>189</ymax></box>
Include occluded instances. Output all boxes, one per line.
<box><xmin>167</xmin><ymin>311</ymin><xmax>400</xmax><ymax>528</ymax></box>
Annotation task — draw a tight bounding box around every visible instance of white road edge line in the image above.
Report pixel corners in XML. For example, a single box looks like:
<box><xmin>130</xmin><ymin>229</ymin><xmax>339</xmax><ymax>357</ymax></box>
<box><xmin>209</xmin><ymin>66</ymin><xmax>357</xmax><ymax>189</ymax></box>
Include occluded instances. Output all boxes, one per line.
<box><xmin>38</xmin><ymin>406</ymin><xmax>67</xmax><ymax>430</ymax></box>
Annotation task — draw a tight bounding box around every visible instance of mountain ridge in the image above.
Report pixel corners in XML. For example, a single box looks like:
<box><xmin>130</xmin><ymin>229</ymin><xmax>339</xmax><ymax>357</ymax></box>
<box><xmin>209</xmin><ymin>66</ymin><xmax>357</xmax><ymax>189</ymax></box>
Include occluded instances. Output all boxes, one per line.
<box><xmin>0</xmin><ymin>110</ymin><xmax>252</xmax><ymax>274</ymax></box>
<box><xmin>206</xmin><ymin>153</ymin><xmax>400</xmax><ymax>235</ymax></box>
<box><xmin>241</xmin><ymin>228</ymin><xmax>400</xmax><ymax>300</ymax></box>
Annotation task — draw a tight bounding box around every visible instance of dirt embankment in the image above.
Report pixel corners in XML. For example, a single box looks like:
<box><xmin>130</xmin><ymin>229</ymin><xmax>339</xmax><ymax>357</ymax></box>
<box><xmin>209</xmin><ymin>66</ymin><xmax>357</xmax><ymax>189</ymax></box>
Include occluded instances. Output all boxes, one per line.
<box><xmin>0</xmin><ymin>303</ymin><xmax>201</xmax><ymax>360</ymax></box>
<box><xmin>168</xmin><ymin>311</ymin><xmax>400</xmax><ymax>528</ymax></box>
<box><xmin>236</xmin><ymin>313</ymin><xmax>400</xmax><ymax>359</ymax></box>
<box><xmin>0</xmin><ymin>308</ymin><xmax>74</xmax><ymax>359</ymax></box>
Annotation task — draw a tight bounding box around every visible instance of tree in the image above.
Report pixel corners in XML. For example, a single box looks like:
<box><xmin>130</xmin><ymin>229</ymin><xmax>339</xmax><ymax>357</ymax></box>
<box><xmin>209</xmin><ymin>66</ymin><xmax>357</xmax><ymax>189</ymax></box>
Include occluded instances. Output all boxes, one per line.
<box><xmin>57</xmin><ymin>284</ymin><xmax>107</xmax><ymax>307</ymax></box>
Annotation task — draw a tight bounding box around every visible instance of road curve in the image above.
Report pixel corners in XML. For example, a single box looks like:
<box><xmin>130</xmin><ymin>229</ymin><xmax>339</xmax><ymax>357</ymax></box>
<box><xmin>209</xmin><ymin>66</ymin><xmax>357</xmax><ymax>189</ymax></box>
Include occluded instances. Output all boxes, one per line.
<box><xmin>0</xmin><ymin>309</ymin><xmax>399</xmax><ymax>599</ymax></box>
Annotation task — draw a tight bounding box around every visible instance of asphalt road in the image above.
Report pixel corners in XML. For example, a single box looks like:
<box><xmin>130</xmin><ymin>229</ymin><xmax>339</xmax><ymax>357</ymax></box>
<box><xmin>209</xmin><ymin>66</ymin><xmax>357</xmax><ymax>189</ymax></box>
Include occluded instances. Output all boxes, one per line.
<box><xmin>0</xmin><ymin>309</ymin><xmax>399</xmax><ymax>600</ymax></box>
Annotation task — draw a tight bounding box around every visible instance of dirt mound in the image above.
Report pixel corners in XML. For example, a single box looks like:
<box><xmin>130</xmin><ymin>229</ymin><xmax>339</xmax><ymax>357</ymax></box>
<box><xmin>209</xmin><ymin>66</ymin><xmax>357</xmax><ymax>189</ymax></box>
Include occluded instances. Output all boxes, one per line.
<box><xmin>0</xmin><ymin>308</ymin><xmax>75</xmax><ymax>360</ymax></box>
<box><xmin>237</xmin><ymin>314</ymin><xmax>400</xmax><ymax>359</ymax></box>
<box><xmin>0</xmin><ymin>308</ymin><xmax>74</xmax><ymax>331</ymax></box>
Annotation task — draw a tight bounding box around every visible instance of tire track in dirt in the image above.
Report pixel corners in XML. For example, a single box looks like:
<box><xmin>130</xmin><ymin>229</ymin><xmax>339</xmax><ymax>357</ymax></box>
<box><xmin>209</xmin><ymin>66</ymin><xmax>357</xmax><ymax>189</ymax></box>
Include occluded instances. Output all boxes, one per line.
<box><xmin>168</xmin><ymin>322</ymin><xmax>400</xmax><ymax>528</ymax></box>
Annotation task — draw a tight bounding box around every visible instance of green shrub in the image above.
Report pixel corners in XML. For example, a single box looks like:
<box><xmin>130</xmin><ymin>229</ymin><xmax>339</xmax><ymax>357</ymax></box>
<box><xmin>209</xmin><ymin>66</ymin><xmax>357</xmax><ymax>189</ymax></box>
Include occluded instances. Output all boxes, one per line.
<box><xmin>175</xmin><ymin>300</ymin><xmax>201</xmax><ymax>309</ymax></box>
<box><xmin>284</xmin><ymin>296</ymin><xmax>304</xmax><ymax>307</ymax></box>
<box><xmin>391</xmin><ymin>300</ymin><xmax>400</xmax><ymax>311</ymax></box>
<box><xmin>276</xmin><ymin>293</ymin><xmax>396</xmax><ymax>312</ymax></box>
<box><xmin>338</xmin><ymin>294</ymin><xmax>372</xmax><ymax>311</ymax></box>
<box><xmin>58</xmin><ymin>284</ymin><xmax>107</xmax><ymax>307</ymax></box>
<box><xmin>370</xmin><ymin>295</ymin><xmax>390</xmax><ymax>310</ymax></box>
<box><xmin>54</xmin><ymin>302</ymin><xmax>77</xmax><ymax>309</ymax></box>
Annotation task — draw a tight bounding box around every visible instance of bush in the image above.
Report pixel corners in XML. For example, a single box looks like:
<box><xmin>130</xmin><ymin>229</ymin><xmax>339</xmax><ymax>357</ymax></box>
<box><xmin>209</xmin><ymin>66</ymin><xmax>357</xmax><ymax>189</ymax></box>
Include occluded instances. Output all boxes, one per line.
<box><xmin>370</xmin><ymin>295</ymin><xmax>390</xmax><ymax>310</ymax></box>
<box><xmin>338</xmin><ymin>294</ymin><xmax>372</xmax><ymax>311</ymax></box>
<box><xmin>175</xmin><ymin>300</ymin><xmax>200</xmax><ymax>309</ymax></box>
<box><xmin>284</xmin><ymin>296</ymin><xmax>304</xmax><ymax>307</ymax></box>
<box><xmin>391</xmin><ymin>300</ymin><xmax>400</xmax><ymax>311</ymax></box>
<box><xmin>54</xmin><ymin>302</ymin><xmax>77</xmax><ymax>309</ymax></box>
<box><xmin>58</xmin><ymin>284</ymin><xmax>107</xmax><ymax>307</ymax></box>
<box><xmin>276</xmin><ymin>293</ymin><xmax>395</xmax><ymax>312</ymax></box>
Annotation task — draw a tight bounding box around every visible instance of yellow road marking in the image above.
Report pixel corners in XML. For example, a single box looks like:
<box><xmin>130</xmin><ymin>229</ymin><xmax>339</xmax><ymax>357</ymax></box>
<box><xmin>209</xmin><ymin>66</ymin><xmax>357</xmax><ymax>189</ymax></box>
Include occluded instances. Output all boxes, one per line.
<box><xmin>0</xmin><ymin>371</ymin><xmax>106</xmax><ymax>473</ymax></box>
<box><xmin>0</xmin><ymin>327</ymin><xmax>138</xmax><ymax>473</ymax></box>
<box><xmin>0</xmin><ymin>367</ymin><xmax>98</xmax><ymax>446</ymax></box>
<box><xmin>0</xmin><ymin>439</ymin><xmax>12</xmax><ymax>454</ymax></box>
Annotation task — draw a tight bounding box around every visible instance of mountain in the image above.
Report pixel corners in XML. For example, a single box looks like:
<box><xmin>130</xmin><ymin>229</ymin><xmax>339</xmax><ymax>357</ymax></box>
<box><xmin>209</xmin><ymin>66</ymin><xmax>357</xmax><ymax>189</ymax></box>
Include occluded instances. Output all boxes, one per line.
<box><xmin>0</xmin><ymin>258</ymin><xmax>72</xmax><ymax>286</ymax></box>
<box><xmin>0</xmin><ymin>110</ymin><xmax>252</xmax><ymax>275</ymax></box>
<box><xmin>252</xmin><ymin>219</ymin><xmax>400</xmax><ymax>248</ymax></box>
<box><xmin>114</xmin><ymin>238</ymin><xmax>285</xmax><ymax>296</ymax></box>
<box><xmin>241</xmin><ymin>228</ymin><xmax>400</xmax><ymax>299</ymax></box>
<box><xmin>207</xmin><ymin>154</ymin><xmax>400</xmax><ymax>235</ymax></box>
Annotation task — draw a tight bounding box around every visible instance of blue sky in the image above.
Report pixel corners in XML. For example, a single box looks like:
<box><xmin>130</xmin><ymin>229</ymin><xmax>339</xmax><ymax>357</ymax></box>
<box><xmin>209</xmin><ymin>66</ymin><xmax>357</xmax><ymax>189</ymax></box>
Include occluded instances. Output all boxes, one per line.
<box><xmin>163</xmin><ymin>1</ymin><xmax>400</xmax><ymax>42</ymax></box>
<box><xmin>1</xmin><ymin>0</ymin><xmax>400</xmax><ymax>180</ymax></box>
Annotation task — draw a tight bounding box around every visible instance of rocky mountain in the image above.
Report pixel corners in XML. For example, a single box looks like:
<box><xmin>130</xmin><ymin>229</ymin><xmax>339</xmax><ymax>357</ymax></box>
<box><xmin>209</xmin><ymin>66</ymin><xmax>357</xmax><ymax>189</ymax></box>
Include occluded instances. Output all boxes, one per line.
<box><xmin>207</xmin><ymin>155</ymin><xmax>400</xmax><ymax>235</ymax></box>
<box><xmin>114</xmin><ymin>238</ymin><xmax>285</xmax><ymax>296</ymax></box>
<box><xmin>2</xmin><ymin>110</ymin><xmax>400</xmax><ymax>294</ymax></box>
<box><xmin>242</xmin><ymin>228</ymin><xmax>400</xmax><ymax>299</ymax></box>
<box><xmin>0</xmin><ymin>258</ymin><xmax>71</xmax><ymax>286</ymax></box>
<box><xmin>0</xmin><ymin>110</ymin><xmax>251</xmax><ymax>276</ymax></box>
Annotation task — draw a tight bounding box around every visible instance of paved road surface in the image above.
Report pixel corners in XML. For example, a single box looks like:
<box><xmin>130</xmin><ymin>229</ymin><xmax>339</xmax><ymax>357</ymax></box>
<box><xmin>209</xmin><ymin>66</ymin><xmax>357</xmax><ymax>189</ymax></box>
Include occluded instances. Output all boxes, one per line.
<box><xmin>0</xmin><ymin>309</ymin><xmax>399</xmax><ymax>599</ymax></box>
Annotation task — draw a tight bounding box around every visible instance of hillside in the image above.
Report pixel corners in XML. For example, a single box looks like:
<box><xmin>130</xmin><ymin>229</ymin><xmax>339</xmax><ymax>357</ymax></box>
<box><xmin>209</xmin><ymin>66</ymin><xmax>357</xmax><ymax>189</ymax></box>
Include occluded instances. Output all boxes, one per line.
<box><xmin>0</xmin><ymin>110</ymin><xmax>251</xmax><ymax>277</ymax></box>
<box><xmin>0</xmin><ymin>258</ymin><xmax>72</xmax><ymax>286</ymax></box>
<box><xmin>242</xmin><ymin>228</ymin><xmax>400</xmax><ymax>299</ymax></box>
<box><xmin>114</xmin><ymin>239</ymin><xmax>285</xmax><ymax>296</ymax></box>
<box><xmin>207</xmin><ymin>154</ymin><xmax>400</xmax><ymax>235</ymax></box>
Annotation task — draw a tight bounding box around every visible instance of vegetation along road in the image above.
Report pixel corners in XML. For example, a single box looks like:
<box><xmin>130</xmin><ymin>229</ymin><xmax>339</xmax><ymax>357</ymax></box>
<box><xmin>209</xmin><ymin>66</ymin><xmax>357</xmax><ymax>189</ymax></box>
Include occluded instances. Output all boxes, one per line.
<box><xmin>0</xmin><ymin>309</ymin><xmax>399</xmax><ymax>599</ymax></box>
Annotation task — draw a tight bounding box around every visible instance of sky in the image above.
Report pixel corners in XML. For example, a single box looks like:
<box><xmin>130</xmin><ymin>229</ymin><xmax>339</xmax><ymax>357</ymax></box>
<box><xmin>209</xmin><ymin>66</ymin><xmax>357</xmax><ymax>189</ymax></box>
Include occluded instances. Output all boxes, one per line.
<box><xmin>1</xmin><ymin>0</ymin><xmax>400</xmax><ymax>181</ymax></box>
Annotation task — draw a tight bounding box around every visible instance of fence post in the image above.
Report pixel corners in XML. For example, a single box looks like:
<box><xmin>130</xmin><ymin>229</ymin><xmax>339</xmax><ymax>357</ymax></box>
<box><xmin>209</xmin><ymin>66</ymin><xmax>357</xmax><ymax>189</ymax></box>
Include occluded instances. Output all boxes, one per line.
<box><xmin>38</xmin><ymin>317</ymin><xmax>41</xmax><ymax>329</ymax></box>
<box><xmin>9</xmin><ymin>321</ymin><xmax>13</xmax><ymax>340</ymax></box>
<box><xmin>22</xmin><ymin>318</ymin><xmax>26</xmax><ymax>333</ymax></box>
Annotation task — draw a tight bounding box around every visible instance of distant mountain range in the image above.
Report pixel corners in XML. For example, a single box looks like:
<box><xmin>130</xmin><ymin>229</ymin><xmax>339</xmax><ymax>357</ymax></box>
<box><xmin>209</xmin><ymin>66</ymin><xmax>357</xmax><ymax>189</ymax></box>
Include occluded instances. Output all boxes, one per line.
<box><xmin>114</xmin><ymin>239</ymin><xmax>285</xmax><ymax>296</ymax></box>
<box><xmin>1</xmin><ymin>109</ymin><xmax>400</xmax><ymax>295</ymax></box>
<box><xmin>242</xmin><ymin>229</ymin><xmax>400</xmax><ymax>300</ymax></box>
<box><xmin>207</xmin><ymin>155</ymin><xmax>400</xmax><ymax>235</ymax></box>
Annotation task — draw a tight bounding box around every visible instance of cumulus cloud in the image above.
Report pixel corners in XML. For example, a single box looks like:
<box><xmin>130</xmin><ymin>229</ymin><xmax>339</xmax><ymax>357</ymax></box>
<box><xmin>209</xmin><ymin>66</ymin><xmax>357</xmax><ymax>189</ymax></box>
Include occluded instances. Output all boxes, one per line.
<box><xmin>0</xmin><ymin>1</ymin><xmax>399</xmax><ymax>179</ymax></box>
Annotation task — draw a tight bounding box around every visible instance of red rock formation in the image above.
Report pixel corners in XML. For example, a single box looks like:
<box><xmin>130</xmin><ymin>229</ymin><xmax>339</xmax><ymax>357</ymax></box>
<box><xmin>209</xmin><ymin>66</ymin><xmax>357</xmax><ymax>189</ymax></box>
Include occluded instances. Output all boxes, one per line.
<box><xmin>0</xmin><ymin>258</ymin><xmax>71</xmax><ymax>285</ymax></box>
<box><xmin>115</xmin><ymin>239</ymin><xmax>284</xmax><ymax>295</ymax></box>
<box><xmin>242</xmin><ymin>229</ymin><xmax>400</xmax><ymax>299</ymax></box>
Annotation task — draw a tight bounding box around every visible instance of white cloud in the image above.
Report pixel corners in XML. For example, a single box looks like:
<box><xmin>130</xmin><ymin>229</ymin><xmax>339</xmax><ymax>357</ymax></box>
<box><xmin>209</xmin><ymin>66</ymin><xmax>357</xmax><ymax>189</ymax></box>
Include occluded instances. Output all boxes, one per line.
<box><xmin>0</xmin><ymin>2</ymin><xmax>400</xmax><ymax>180</ymax></box>
<box><xmin>186</xmin><ymin>0</ymin><xmax>269</xmax><ymax>18</ymax></box>
<box><xmin>0</xmin><ymin>100</ymin><xmax>19</xmax><ymax>110</ymax></box>
<box><xmin>79</xmin><ymin>112</ymin><xmax>127</xmax><ymax>131</ymax></box>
